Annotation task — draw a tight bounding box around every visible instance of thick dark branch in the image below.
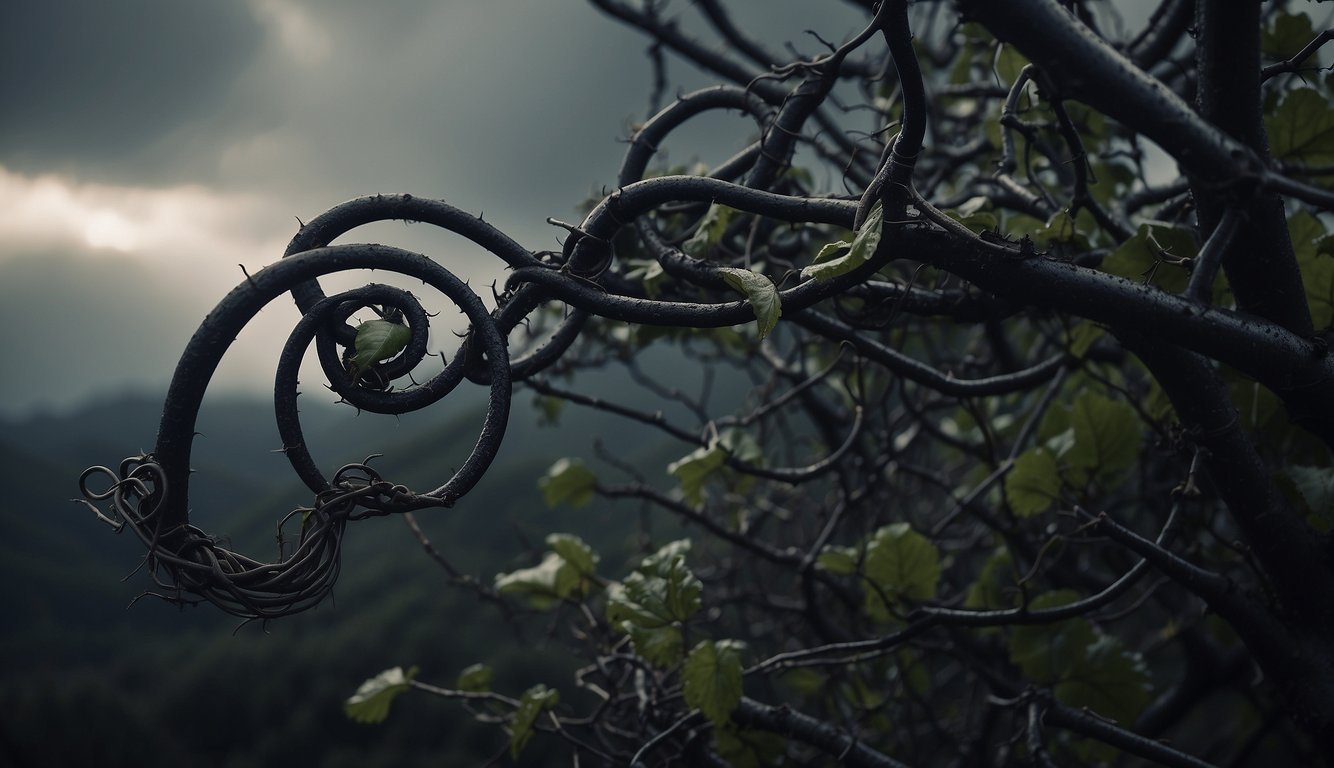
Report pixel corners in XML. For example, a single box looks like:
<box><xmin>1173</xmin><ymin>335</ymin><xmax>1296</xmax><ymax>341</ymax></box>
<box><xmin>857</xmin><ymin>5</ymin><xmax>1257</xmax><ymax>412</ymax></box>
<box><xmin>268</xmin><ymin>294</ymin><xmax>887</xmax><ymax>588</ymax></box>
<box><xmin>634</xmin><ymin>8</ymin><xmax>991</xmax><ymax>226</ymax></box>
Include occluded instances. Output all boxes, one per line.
<box><xmin>732</xmin><ymin>697</ymin><xmax>911</xmax><ymax>768</ymax></box>
<box><xmin>1192</xmin><ymin>0</ymin><xmax>1313</xmax><ymax>336</ymax></box>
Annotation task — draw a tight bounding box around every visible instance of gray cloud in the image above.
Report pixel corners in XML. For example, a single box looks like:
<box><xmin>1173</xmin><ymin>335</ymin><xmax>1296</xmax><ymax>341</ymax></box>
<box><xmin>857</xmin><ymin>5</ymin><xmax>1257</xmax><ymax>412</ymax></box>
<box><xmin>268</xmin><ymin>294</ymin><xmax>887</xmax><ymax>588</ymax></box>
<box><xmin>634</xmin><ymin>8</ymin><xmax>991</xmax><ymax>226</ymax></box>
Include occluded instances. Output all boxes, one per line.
<box><xmin>1</xmin><ymin>0</ymin><xmax>268</xmax><ymax>185</ymax></box>
<box><xmin>0</xmin><ymin>1</ymin><xmax>882</xmax><ymax>416</ymax></box>
<box><xmin>0</xmin><ymin>249</ymin><xmax>202</xmax><ymax>417</ymax></box>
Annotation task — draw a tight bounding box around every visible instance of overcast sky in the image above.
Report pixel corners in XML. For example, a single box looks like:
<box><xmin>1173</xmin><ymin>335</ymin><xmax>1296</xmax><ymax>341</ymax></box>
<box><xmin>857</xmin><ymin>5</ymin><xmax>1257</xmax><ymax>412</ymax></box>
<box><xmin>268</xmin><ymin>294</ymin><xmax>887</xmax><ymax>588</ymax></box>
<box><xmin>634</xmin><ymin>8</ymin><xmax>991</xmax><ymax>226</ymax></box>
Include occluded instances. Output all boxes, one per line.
<box><xmin>0</xmin><ymin>1</ymin><xmax>1182</xmax><ymax>419</ymax></box>
<box><xmin>0</xmin><ymin>0</ymin><xmax>885</xmax><ymax>417</ymax></box>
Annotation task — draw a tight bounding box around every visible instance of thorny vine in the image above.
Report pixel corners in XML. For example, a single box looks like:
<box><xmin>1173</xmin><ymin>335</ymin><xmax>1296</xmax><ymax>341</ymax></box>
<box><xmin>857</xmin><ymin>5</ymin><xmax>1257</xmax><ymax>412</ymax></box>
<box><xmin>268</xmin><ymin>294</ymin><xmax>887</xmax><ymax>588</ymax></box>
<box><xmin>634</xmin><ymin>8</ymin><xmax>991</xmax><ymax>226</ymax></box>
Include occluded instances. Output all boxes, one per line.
<box><xmin>78</xmin><ymin>0</ymin><xmax>1334</xmax><ymax>765</ymax></box>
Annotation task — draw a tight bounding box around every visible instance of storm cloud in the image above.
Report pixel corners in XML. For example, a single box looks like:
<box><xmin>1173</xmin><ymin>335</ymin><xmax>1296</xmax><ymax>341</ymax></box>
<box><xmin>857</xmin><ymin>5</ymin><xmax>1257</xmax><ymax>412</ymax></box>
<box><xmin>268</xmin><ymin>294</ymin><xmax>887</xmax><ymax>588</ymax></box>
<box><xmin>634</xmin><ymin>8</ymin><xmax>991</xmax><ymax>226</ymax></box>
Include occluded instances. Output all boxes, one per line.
<box><xmin>1</xmin><ymin>1</ymin><xmax>867</xmax><ymax>416</ymax></box>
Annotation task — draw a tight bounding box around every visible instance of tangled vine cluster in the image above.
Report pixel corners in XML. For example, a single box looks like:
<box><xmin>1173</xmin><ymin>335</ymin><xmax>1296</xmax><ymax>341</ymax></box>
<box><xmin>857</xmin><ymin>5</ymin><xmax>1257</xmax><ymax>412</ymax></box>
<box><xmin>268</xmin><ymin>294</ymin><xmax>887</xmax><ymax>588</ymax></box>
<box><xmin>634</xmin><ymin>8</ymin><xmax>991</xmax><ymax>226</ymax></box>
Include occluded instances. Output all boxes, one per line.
<box><xmin>80</xmin><ymin>0</ymin><xmax>1334</xmax><ymax>764</ymax></box>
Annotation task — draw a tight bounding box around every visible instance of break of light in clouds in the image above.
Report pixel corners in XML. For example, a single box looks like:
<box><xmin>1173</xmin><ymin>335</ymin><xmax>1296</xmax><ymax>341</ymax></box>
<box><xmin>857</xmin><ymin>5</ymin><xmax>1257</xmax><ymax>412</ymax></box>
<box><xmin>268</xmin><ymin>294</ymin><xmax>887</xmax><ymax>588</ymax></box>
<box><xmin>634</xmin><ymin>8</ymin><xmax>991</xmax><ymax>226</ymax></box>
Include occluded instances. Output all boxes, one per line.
<box><xmin>2</xmin><ymin>1</ymin><xmax>1168</xmax><ymax>418</ymax></box>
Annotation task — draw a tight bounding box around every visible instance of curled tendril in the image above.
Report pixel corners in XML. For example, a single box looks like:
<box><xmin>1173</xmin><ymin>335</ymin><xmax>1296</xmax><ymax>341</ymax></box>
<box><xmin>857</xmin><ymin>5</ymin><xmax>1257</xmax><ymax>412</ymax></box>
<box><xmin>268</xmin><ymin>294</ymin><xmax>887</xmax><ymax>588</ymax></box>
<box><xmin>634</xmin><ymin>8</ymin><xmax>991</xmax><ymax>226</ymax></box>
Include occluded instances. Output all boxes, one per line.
<box><xmin>75</xmin><ymin>4</ymin><xmax>1095</xmax><ymax>621</ymax></box>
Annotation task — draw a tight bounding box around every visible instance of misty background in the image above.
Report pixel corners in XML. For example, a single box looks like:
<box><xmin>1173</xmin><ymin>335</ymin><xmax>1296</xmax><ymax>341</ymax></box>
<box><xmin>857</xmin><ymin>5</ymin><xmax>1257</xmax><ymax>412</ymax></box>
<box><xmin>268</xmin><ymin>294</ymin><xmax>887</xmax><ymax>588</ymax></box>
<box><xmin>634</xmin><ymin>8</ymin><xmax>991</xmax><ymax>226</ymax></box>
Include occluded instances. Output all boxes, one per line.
<box><xmin>0</xmin><ymin>2</ymin><xmax>1174</xmax><ymax>765</ymax></box>
<box><xmin>0</xmin><ymin>0</ymin><xmax>868</xmax><ymax>418</ymax></box>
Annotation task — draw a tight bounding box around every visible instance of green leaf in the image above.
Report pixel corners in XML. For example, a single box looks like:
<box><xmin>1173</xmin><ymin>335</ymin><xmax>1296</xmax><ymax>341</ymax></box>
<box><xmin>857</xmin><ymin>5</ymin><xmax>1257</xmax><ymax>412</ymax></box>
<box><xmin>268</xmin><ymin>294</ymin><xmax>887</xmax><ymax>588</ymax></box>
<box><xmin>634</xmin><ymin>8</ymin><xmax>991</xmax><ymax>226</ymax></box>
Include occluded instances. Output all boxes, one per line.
<box><xmin>1066</xmin><ymin>321</ymin><xmax>1105</xmax><ymax>358</ymax></box>
<box><xmin>1101</xmin><ymin>221</ymin><xmax>1198</xmax><ymax>293</ymax></box>
<box><xmin>1007</xmin><ymin>591</ymin><xmax>1092</xmax><ymax>683</ymax></box>
<box><xmin>348</xmin><ymin>317</ymin><xmax>411</xmax><ymax>381</ymax></box>
<box><xmin>1267</xmin><ymin>88</ymin><xmax>1334</xmax><ymax>166</ymax></box>
<box><xmin>718</xmin><ymin>267</ymin><xmax>782</xmax><ymax>339</ymax></box>
<box><xmin>494</xmin><ymin>552</ymin><xmax>581</xmax><ymax>608</ymax></box>
<box><xmin>606</xmin><ymin>541</ymin><xmax>702</xmax><ymax>666</ymax></box>
<box><xmin>626</xmin><ymin>258</ymin><xmax>667</xmax><ymax>297</ymax></box>
<box><xmin>606</xmin><ymin>540</ymin><xmax>702</xmax><ymax>629</ymax></box>
<box><xmin>546</xmin><ymin>533</ymin><xmax>598</xmax><ymax>577</ymax></box>
<box><xmin>815</xmin><ymin>545</ymin><xmax>859</xmax><ymax>575</ymax></box>
<box><xmin>1032</xmin><ymin>210</ymin><xmax>1088</xmax><ymax>250</ymax></box>
<box><xmin>1055</xmin><ymin>635</ymin><xmax>1153</xmax><ymax>726</ymax></box>
<box><xmin>668</xmin><ymin>444</ymin><xmax>728</xmax><ymax>505</ymax></box>
<box><xmin>1289</xmin><ymin>209</ymin><xmax>1334</xmax><ymax>329</ymax></box>
<box><xmin>802</xmin><ymin>200</ymin><xmax>883</xmax><ymax>282</ymax></box>
<box><xmin>625</xmin><ymin>622</ymin><xmax>685</xmax><ymax>666</ymax></box>
<box><xmin>714</xmin><ymin>726</ymin><xmax>788</xmax><ymax>768</ymax></box>
<box><xmin>1284</xmin><ymin>465</ymin><xmax>1334</xmax><ymax>529</ymax></box>
<box><xmin>344</xmin><ymin>666</ymin><xmax>418</xmax><ymax>724</ymax></box>
<box><xmin>965</xmin><ymin>547</ymin><xmax>1016</xmax><ymax>610</ymax></box>
<box><xmin>944</xmin><ymin>203</ymin><xmax>999</xmax><ymax>234</ymax></box>
<box><xmin>1007</xmin><ymin>592</ymin><xmax>1153</xmax><ymax>724</ymax></box>
<box><xmin>535</xmin><ymin>394</ymin><xmax>564</xmax><ymax>426</ymax></box>
<box><xmin>683</xmin><ymin>203</ymin><xmax>736</xmax><ymax>259</ymax></box>
<box><xmin>862</xmin><ymin>522</ymin><xmax>940</xmax><ymax>621</ymax></box>
<box><xmin>510</xmin><ymin>684</ymin><xmax>559</xmax><ymax>759</ymax></box>
<box><xmin>456</xmin><ymin>663</ymin><xmax>492</xmax><ymax>693</ymax></box>
<box><xmin>683</xmin><ymin>640</ymin><xmax>745</xmax><ymax>727</ymax></box>
<box><xmin>1067</xmin><ymin>391</ymin><xmax>1141</xmax><ymax>481</ymax></box>
<box><xmin>1263</xmin><ymin>11</ymin><xmax>1317</xmax><ymax>60</ymax></box>
<box><xmin>996</xmin><ymin>43</ymin><xmax>1029</xmax><ymax>85</ymax></box>
<box><xmin>538</xmin><ymin>458</ymin><xmax>597</xmax><ymax>509</ymax></box>
<box><xmin>718</xmin><ymin>427</ymin><xmax>764</xmax><ymax>465</ymax></box>
<box><xmin>1005</xmin><ymin>447</ymin><xmax>1061</xmax><ymax>517</ymax></box>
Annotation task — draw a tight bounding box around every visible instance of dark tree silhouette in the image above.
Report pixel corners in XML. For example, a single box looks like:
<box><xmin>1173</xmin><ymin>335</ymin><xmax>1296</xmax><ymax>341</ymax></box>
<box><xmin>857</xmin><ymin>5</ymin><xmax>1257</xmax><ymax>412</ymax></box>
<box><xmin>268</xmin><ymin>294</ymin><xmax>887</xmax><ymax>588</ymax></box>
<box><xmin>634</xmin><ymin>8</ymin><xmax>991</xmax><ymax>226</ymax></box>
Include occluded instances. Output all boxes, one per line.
<box><xmin>80</xmin><ymin>1</ymin><xmax>1334</xmax><ymax>765</ymax></box>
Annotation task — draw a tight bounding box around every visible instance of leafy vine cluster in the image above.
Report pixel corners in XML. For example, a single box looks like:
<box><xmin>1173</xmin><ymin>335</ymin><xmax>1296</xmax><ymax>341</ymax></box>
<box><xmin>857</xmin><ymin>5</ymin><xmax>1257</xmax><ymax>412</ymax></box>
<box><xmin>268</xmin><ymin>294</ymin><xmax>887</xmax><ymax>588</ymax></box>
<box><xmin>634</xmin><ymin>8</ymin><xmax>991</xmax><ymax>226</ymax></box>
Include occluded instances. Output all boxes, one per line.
<box><xmin>79</xmin><ymin>1</ymin><xmax>1334</xmax><ymax>765</ymax></box>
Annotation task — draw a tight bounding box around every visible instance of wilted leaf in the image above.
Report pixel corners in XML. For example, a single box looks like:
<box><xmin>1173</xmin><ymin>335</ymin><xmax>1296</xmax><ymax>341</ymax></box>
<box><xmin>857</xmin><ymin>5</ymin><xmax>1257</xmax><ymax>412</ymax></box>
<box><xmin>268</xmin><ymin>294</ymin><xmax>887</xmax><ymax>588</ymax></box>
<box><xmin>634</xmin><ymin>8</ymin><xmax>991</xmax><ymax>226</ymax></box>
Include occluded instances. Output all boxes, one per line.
<box><xmin>344</xmin><ymin>666</ymin><xmax>418</xmax><ymax>724</ymax></box>
<box><xmin>718</xmin><ymin>267</ymin><xmax>782</xmax><ymax>339</ymax></box>
<box><xmin>803</xmin><ymin>200</ymin><xmax>883</xmax><ymax>282</ymax></box>
<box><xmin>683</xmin><ymin>640</ymin><xmax>745</xmax><ymax>727</ymax></box>
<box><xmin>538</xmin><ymin>458</ymin><xmax>597</xmax><ymax>508</ymax></box>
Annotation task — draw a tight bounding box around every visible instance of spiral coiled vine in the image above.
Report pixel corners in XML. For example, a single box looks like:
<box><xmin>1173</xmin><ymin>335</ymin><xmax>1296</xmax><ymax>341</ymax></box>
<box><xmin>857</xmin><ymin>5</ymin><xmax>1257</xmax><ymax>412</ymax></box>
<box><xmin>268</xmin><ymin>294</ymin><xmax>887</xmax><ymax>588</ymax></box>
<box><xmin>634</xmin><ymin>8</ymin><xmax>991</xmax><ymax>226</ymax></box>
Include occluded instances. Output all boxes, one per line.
<box><xmin>72</xmin><ymin>4</ymin><xmax>1334</xmax><ymax>760</ymax></box>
